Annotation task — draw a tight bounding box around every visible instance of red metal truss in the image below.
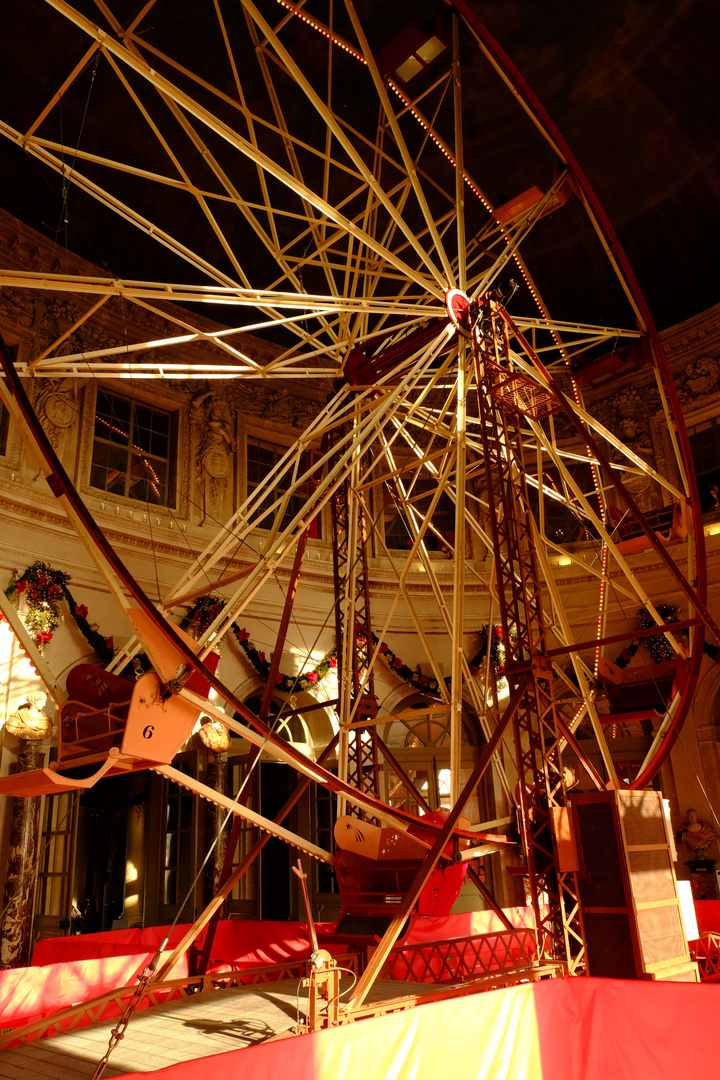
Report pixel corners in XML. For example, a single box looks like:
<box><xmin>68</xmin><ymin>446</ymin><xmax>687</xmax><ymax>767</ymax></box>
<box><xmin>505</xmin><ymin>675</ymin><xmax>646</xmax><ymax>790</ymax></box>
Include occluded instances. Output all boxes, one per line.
<box><xmin>473</xmin><ymin>298</ymin><xmax>587</xmax><ymax>974</ymax></box>
<box><xmin>691</xmin><ymin>933</ymin><xmax>720</xmax><ymax>981</ymax></box>
<box><xmin>330</xmin><ymin>433</ymin><xmax>381</xmax><ymax>813</ymax></box>
<box><xmin>386</xmin><ymin>927</ymin><xmax>538</xmax><ymax>983</ymax></box>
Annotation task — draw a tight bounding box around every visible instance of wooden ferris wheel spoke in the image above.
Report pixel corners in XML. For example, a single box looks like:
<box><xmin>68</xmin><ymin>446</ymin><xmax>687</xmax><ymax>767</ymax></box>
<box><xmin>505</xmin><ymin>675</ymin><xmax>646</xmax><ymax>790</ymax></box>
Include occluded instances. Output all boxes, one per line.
<box><xmin>0</xmin><ymin>269</ymin><xmax>430</xmax><ymax>317</ymax></box>
<box><xmin>0</xmin><ymin>270</ymin><xmax>441</xmax><ymax>379</ymax></box>
<box><xmin>0</xmin><ymin>121</ymin><xmax>240</xmax><ymax>288</ymax></box>
<box><xmin>239</xmin><ymin>0</ymin><xmax>449</xmax><ymax>292</ymax></box>
<box><xmin>529</xmin><ymin>526</ymin><xmax>617</xmax><ymax>789</ymax></box>
<box><xmin>370</xmin><ymin>424</ymin><xmax>501</xmax><ymax>748</ymax></box>
<box><xmin>243</xmin><ymin>17</ymin><xmax>348</xmax><ymax>310</ymax></box>
<box><xmin>345</xmin><ymin>1</ymin><xmax>455</xmax><ymax>286</ymax></box>
<box><xmin>154</xmin><ymin>764</ymin><xmax>334</xmax><ymax>863</ymax></box>
<box><xmin>164</xmin><ymin>353</ymin><xmax>449</xmax><ymax>639</ymax></box>
<box><xmin>524</xmin><ymin>422</ymin><xmax>688</xmax><ymax>628</ymax></box>
<box><xmin>467</xmin><ymin>177</ymin><xmax>571</xmax><ymax>301</ymax></box>
<box><xmin>26</xmin><ymin>2</ymin><xmax>448</xmax><ymax>299</ymax></box>
<box><xmin>508</xmin><ymin>356</ymin><xmax>717</xmax><ymax>651</ymax></box>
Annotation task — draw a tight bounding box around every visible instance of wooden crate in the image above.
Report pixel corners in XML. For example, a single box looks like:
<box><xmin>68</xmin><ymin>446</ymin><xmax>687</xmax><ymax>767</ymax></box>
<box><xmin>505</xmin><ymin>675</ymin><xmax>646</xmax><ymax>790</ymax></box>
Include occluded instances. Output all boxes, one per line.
<box><xmin>572</xmin><ymin>789</ymin><xmax>697</xmax><ymax>981</ymax></box>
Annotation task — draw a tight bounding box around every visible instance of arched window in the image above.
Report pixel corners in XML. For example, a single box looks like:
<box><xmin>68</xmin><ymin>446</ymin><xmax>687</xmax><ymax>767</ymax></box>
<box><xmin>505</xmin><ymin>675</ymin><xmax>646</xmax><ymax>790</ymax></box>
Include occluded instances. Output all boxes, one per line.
<box><xmin>383</xmin><ymin>699</ymin><xmax>473</xmax><ymax>749</ymax></box>
<box><xmin>380</xmin><ymin>696</ymin><xmax>481</xmax><ymax>817</ymax></box>
<box><xmin>241</xmin><ymin>694</ymin><xmax>312</xmax><ymax>749</ymax></box>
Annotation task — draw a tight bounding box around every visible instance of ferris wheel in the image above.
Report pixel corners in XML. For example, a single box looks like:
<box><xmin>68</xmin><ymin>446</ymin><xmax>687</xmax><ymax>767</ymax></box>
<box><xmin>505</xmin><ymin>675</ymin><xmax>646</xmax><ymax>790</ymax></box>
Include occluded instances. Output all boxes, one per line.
<box><xmin>0</xmin><ymin>0</ymin><xmax>715</xmax><ymax>983</ymax></box>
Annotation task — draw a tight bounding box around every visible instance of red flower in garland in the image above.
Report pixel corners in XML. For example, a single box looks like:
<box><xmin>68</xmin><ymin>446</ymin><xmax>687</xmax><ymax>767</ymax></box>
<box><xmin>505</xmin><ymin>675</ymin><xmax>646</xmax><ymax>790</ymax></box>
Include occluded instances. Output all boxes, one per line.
<box><xmin>36</xmin><ymin>630</ymin><xmax>53</xmax><ymax>644</ymax></box>
<box><xmin>105</xmin><ymin>638</ymin><xmax>114</xmax><ymax>651</ymax></box>
<box><xmin>14</xmin><ymin>580</ymin><xmax>26</xmax><ymax>594</ymax></box>
<box><xmin>275</xmin><ymin>672</ymin><xmax>284</xmax><ymax>685</ymax></box>
<box><xmin>391</xmin><ymin>657</ymin><xmax>402</xmax><ymax>671</ymax></box>
<box><xmin>75</xmin><ymin>604</ymin><xmax>89</xmax><ymax>619</ymax></box>
<box><xmin>470</xmin><ymin>665</ymin><xmax>479</xmax><ymax>677</ymax></box>
<box><xmin>328</xmin><ymin>656</ymin><xmax>337</xmax><ymax>669</ymax></box>
<box><xmin>257</xmin><ymin>651</ymin><xmax>266</xmax><ymax>664</ymax></box>
<box><xmin>236</xmin><ymin>627</ymin><xmax>250</xmax><ymax>643</ymax></box>
<box><xmin>305</xmin><ymin>671</ymin><xmax>318</xmax><ymax>684</ymax></box>
<box><xmin>379</xmin><ymin>642</ymin><xmax>389</xmax><ymax>654</ymax></box>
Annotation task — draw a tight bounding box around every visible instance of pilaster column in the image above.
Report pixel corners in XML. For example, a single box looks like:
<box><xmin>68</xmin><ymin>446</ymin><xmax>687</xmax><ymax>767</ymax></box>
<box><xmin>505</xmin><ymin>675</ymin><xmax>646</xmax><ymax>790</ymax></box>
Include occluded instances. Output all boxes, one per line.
<box><xmin>0</xmin><ymin>745</ymin><xmax>44</xmax><ymax>968</ymax></box>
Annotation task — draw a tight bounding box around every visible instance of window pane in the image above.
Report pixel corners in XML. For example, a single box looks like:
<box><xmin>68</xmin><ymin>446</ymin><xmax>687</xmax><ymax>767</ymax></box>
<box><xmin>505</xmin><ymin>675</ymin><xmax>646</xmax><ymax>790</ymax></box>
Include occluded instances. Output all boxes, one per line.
<box><xmin>384</xmin><ymin>473</ymin><xmax>454</xmax><ymax>552</ymax></box>
<box><xmin>90</xmin><ymin>442</ymin><xmax>130</xmax><ymax>496</ymax></box>
<box><xmin>688</xmin><ymin>417</ymin><xmax>720</xmax><ymax>511</ymax></box>
<box><xmin>91</xmin><ymin>390</ymin><xmax>176</xmax><ymax>507</ymax></box>
<box><xmin>246</xmin><ymin>436</ymin><xmax>320</xmax><ymax>538</ymax></box>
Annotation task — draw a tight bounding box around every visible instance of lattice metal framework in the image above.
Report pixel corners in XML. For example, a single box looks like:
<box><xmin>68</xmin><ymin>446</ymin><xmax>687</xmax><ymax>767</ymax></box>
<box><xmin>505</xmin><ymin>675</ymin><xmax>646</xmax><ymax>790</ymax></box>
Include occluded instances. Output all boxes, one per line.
<box><xmin>474</xmin><ymin>298</ymin><xmax>586</xmax><ymax>973</ymax></box>
<box><xmin>330</xmin><ymin>427</ymin><xmax>380</xmax><ymax>813</ymax></box>
<box><xmin>387</xmin><ymin>927</ymin><xmax>538</xmax><ymax>983</ymax></box>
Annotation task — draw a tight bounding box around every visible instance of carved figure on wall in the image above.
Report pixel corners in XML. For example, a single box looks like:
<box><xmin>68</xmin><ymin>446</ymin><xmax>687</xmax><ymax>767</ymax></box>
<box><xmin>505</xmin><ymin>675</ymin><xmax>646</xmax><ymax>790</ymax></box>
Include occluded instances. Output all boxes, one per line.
<box><xmin>684</xmin><ymin>356</ymin><xmax>720</xmax><ymax>398</ymax></box>
<box><xmin>617</xmin><ymin>415</ymin><xmax>653</xmax><ymax>455</ymax></box>
<box><xmin>601</xmin><ymin>409</ymin><xmax>658</xmax><ymax>513</ymax></box>
<box><xmin>5</xmin><ymin>691</ymin><xmax>53</xmax><ymax>741</ymax></box>
<box><xmin>0</xmin><ymin>287</ymin><xmax>36</xmax><ymax>329</ymax></box>
<box><xmin>38</xmin><ymin>297</ymin><xmax>80</xmax><ymax>350</ymax></box>
<box><xmin>33</xmin><ymin>377</ymin><xmax>79</xmax><ymax>453</ymax></box>
<box><xmin>192</xmin><ymin>391</ymin><xmax>237</xmax><ymax>520</ymax></box>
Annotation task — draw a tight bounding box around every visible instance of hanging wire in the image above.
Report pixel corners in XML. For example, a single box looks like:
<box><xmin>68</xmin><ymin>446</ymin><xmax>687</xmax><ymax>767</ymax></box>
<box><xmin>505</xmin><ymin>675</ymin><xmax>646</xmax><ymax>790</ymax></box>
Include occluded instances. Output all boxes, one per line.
<box><xmin>675</xmin><ymin>728</ymin><xmax>720</xmax><ymax>833</ymax></box>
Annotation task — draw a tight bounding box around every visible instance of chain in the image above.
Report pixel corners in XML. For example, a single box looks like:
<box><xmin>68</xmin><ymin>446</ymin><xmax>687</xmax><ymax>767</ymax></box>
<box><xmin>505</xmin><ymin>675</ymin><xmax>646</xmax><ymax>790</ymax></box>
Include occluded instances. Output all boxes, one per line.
<box><xmin>91</xmin><ymin>948</ymin><xmax>164</xmax><ymax>1080</ymax></box>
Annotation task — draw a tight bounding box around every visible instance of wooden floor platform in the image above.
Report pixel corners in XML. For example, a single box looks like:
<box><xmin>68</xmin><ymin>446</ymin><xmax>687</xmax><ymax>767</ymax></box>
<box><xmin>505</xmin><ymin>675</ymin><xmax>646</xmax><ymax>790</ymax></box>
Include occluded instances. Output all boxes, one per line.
<box><xmin>0</xmin><ymin>978</ymin><xmax>443</xmax><ymax>1078</ymax></box>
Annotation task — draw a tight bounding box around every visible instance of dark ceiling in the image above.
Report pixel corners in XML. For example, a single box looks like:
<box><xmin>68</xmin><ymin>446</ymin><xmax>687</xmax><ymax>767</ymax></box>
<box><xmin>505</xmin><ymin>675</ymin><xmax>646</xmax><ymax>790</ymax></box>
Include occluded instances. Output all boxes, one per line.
<box><xmin>0</xmin><ymin>0</ymin><xmax>718</xmax><ymax>339</ymax></box>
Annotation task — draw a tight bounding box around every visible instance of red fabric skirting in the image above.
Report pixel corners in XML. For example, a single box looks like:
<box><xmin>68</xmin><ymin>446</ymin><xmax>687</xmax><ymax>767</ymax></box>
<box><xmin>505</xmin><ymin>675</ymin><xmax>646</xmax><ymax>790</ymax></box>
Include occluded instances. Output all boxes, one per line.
<box><xmin>115</xmin><ymin>976</ymin><xmax>720</xmax><ymax>1080</ymax></box>
<box><xmin>3</xmin><ymin>921</ymin><xmax>337</xmax><ymax>1035</ymax></box>
<box><xmin>31</xmin><ymin>920</ymin><xmax>339</xmax><ymax>968</ymax></box>
<box><xmin>692</xmin><ymin>899</ymin><xmax>720</xmax><ymax>936</ymax></box>
<box><xmin>0</xmin><ymin>950</ymin><xmax>187</xmax><ymax>1031</ymax></box>
<box><xmin>32</xmin><ymin>923</ymin><xmax>202</xmax><ymax>965</ymax></box>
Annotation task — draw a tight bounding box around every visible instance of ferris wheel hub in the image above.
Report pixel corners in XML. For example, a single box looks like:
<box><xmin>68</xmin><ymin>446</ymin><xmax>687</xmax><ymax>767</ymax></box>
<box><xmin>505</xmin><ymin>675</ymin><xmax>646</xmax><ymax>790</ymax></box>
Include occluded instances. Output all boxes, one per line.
<box><xmin>445</xmin><ymin>288</ymin><xmax>480</xmax><ymax>337</ymax></box>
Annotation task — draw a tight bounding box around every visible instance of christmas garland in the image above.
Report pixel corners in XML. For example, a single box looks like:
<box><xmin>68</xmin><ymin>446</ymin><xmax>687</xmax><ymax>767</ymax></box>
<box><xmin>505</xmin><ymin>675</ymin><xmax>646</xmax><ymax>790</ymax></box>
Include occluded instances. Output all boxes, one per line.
<box><xmin>364</xmin><ymin>623</ymin><xmax>508</xmax><ymax>695</ymax></box>
<box><xmin>181</xmin><ymin>593</ymin><xmax>337</xmax><ymax>694</ymax></box>
<box><xmin>4</xmin><ymin>562</ymin><xmax>114</xmax><ymax>659</ymax></box>
<box><xmin>1</xmin><ymin>563</ymin><xmax>707</xmax><ymax>697</ymax></box>
<box><xmin>612</xmin><ymin>604</ymin><xmax>679</xmax><ymax>670</ymax></box>
<box><xmin>182</xmin><ymin>598</ymin><xmax>508</xmax><ymax>695</ymax></box>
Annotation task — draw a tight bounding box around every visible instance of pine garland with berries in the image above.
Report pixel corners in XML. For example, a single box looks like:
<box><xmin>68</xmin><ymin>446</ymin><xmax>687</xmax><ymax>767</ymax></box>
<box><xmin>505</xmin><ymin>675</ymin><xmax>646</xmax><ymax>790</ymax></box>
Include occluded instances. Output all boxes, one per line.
<box><xmin>2</xmin><ymin>562</ymin><xmax>699</xmax><ymax>695</ymax></box>
<box><xmin>4</xmin><ymin>562</ymin><xmax>114</xmax><ymax>659</ymax></box>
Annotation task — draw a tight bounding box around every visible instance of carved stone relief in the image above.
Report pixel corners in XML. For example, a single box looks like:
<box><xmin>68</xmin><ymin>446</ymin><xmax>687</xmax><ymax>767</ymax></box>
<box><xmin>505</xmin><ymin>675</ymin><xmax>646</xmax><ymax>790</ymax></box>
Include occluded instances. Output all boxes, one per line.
<box><xmin>192</xmin><ymin>390</ymin><xmax>237</xmax><ymax>522</ymax></box>
<box><xmin>0</xmin><ymin>288</ymin><xmax>37</xmax><ymax>330</ymax></box>
<box><xmin>674</xmin><ymin>353</ymin><xmax>720</xmax><ymax>409</ymax></box>
<box><xmin>37</xmin><ymin>297</ymin><xmax>82</xmax><ymax>351</ymax></box>
<box><xmin>228</xmin><ymin>382</ymin><xmax>321</xmax><ymax>428</ymax></box>
<box><xmin>31</xmin><ymin>377</ymin><xmax>79</xmax><ymax>456</ymax></box>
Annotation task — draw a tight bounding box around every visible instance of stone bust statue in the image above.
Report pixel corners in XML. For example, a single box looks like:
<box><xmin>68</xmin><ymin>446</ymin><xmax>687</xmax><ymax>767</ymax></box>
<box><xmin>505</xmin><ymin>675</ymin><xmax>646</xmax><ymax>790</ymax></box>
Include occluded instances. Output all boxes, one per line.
<box><xmin>5</xmin><ymin>691</ymin><xmax>53</xmax><ymax>741</ymax></box>
<box><xmin>676</xmin><ymin>807</ymin><xmax>718</xmax><ymax>858</ymax></box>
